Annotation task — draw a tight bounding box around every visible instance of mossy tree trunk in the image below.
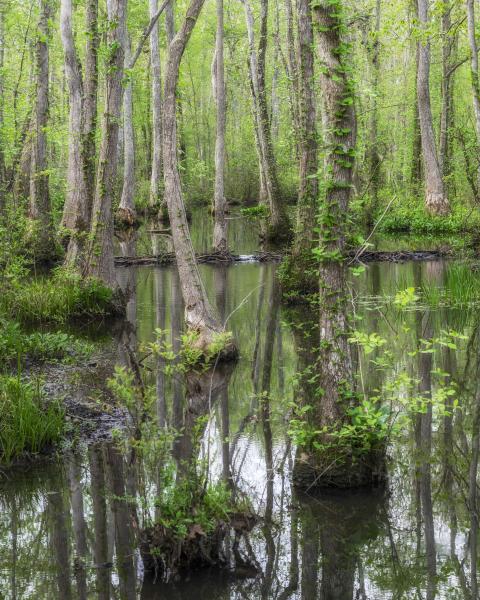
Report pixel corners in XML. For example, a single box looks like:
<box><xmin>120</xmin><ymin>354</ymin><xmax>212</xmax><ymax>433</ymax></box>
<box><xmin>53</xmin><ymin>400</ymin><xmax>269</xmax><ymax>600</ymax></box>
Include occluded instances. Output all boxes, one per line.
<box><xmin>83</xmin><ymin>0</ymin><xmax>127</xmax><ymax>288</ymax></box>
<box><xmin>29</xmin><ymin>0</ymin><xmax>56</xmax><ymax>263</ymax></box>
<box><xmin>149</xmin><ymin>0</ymin><xmax>163</xmax><ymax>211</ymax></box>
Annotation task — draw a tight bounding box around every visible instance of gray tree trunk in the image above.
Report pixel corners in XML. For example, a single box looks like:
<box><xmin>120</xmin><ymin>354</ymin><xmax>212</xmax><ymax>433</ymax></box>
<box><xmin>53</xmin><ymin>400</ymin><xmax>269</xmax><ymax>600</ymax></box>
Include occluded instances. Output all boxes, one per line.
<box><xmin>163</xmin><ymin>0</ymin><xmax>236</xmax><ymax>355</ymax></box>
<box><xmin>29</xmin><ymin>0</ymin><xmax>56</xmax><ymax>262</ymax></box>
<box><xmin>84</xmin><ymin>0</ymin><xmax>127</xmax><ymax>287</ymax></box>
<box><xmin>241</xmin><ymin>0</ymin><xmax>289</xmax><ymax>241</ymax></box>
<box><xmin>416</xmin><ymin>0</ymin><xmax>449</xmax><ymax>215</ymax></box>
<box><xmin>294</xmin><ymin>0</ymin><xmax>317</xmax><ymax>256</ymax></box>
<box><xmin>60</xmin><ymin>0</ymin><xmax>90</xmax><ymax>267</ymax></box>
<box><xmin>149</xmin><ymin>0</ymin><xmax>163</xmax><ymax>210</ymax></box>
<box><xmin>466</xmin><ymin>0</ymin><xmax>480</xmax><ymax>191</ymax></box>
<box><xmin>0</xmin><ymin>4</ymin><xmax>5</xmax><ymax>213</ymax></box>
<box><xmin>83</xmin><ymin>0</ymin><xmax>99</xmax><ymax>204</ymax></box>
<box><xmin>118</xmin><ymin>33</ymin><xmax>137</xmax><ymax>226</ymax></box>
<box><xmin>212</xmin><ymin>0</ymin><xmax>228</xmax><ymax>253</ymax></box>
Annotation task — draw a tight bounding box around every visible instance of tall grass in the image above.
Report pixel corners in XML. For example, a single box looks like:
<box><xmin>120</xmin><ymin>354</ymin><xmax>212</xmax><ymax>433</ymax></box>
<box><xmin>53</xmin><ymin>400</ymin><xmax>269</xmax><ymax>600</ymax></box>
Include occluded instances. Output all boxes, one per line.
<box><xmin>0</xmin><ymin>270</ymin><xmax>116</xmax><ymax>324</ymax></box>
<box><xmin>0</xmin><ymin>376</ymin><xmax>65</xmax><ymax>463</ymax></box>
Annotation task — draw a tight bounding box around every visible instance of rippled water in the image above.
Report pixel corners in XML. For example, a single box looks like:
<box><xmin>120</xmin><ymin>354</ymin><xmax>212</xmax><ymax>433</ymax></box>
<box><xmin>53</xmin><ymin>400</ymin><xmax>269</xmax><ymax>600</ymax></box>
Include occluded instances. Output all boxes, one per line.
<box><xmin>0</xmin><ymin>220</ymin><xmax>478</xmax><ymax>599</ymax></box>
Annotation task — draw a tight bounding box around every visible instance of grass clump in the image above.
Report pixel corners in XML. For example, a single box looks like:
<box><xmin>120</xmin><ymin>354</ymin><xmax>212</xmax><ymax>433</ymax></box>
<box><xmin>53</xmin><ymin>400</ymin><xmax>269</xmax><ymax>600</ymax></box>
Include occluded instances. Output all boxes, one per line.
<box><xmin>0</xmin><ymin>375</ymin><xmax>65</xmax><ymax>463</ymax></box>
<box><xmin>0</xmin><ymin>269</ymin><xmax>117</xmax><ymax>324</ymax></box>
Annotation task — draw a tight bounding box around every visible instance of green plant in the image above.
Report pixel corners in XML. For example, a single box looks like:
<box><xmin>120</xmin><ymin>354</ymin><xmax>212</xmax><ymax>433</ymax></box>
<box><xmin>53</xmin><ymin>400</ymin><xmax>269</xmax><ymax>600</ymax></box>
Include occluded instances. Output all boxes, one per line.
<box><xmin>0</xmin><ymin>375</ymin><xmax>65</xmax><ymax>463</ymax></box>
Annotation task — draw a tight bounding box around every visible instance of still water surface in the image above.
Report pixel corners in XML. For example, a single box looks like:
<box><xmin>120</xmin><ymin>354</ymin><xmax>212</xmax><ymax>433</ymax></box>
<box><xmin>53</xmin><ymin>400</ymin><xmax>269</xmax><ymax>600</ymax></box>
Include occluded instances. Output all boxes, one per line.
<box><xmin>0</xmin><ymin>223</ymin><xmax>478</xmax><ymax>599</ymax></box>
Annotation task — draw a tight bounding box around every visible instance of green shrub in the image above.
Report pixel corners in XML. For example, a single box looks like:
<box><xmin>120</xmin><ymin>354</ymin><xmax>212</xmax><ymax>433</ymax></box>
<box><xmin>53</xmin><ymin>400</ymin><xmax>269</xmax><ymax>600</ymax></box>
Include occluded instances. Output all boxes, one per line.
<box><xmin>0</xmin><ymin>375</ymin><xmax>65</xmax><ymax>463</ymax></box>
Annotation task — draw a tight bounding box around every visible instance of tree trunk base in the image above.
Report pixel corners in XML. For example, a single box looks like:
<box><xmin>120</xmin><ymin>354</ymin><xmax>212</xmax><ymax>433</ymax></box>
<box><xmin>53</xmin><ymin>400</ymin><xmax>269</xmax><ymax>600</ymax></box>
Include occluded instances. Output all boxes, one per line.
<box><xmin>292</xmin><ymin>446</ymin><xmax>386</xmax><ymax>490</ymax></box>
<box><xmin>425</xmin><ymin>191</ymin><xmax>450</xmax><ymax>216</ymax></box>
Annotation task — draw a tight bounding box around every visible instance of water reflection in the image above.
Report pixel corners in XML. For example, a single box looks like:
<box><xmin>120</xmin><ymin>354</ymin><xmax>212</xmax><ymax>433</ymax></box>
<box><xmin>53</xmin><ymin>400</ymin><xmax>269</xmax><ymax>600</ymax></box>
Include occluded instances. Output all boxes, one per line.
<box><xmin>1</xmin><ymin>259</ymin><xmax>480</xmax><ymax>598</ymax></box>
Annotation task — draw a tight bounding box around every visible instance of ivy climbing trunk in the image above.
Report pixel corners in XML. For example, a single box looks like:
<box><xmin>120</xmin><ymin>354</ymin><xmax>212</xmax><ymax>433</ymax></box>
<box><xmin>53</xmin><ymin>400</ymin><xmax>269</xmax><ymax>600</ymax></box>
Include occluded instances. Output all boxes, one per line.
<box><xmin>163</xmin><ymin>0</ymin><xmax>236</xmax><ymax>356</ymax></box>
<box><xmin>83</xmin><ymin>0</ymin><xmax>99</xmax><ymax>204</ymax></box>
<box><xmin>60</xmin><ymin>0</ymin><xmax>89</xmax><ymax>267</ymax></box>
<box><xmin>466</xmin><ymin>0</ymin><xmax>480</xmax><ymax>191</ymax></box>
<box><xmin>212</xmin><ymin>0</ymin><xmax>228</xmax><ymax>253</ymax></box>
<box><xmin>29</xmin><ymin>0</ymin><xmax>56</xmax><ymax>262</ymax></box>
<box><xmin>0</xmin><ymin>5</ymin><xmax>5</xmax><ymax>213</ymax></box>
<box><xmin>83</xmin><ymin>0</ymin><xmax>127</xmax><ymax>288</ymax></box>
<box><xmin>416</xmin><ymin>0</ymin><xmax>449</xmax><ymax>215</ymax></box>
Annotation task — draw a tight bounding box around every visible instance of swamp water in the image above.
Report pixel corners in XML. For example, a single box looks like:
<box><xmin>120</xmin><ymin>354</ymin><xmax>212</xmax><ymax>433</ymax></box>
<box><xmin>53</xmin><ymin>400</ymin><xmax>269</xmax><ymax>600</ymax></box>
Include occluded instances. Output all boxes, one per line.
<box><xmin>1</xmin><ymin>226</ymin><xmax>479</xmax><ymax>599</ymax></box>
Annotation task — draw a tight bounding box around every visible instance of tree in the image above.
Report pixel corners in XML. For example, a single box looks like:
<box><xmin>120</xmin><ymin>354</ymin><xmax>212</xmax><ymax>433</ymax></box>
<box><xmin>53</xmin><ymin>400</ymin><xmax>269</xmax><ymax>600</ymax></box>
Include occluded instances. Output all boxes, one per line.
<box><xmin>212</xmin><ymin>0</ymin><xmax>228</xmax><ymax>253</ymax></box>
<box><xmin>149</xmin><ymin>0</ymin><xmax>163</xmax><ymax>212</ymax></box>
<box><xmin>416</xmin><ymin>0</ymin><xmax>450</xmax><ymax>215</ymax></box>
<box><xmin>466</xmin><ymin>0</ymin><xmax>480</xmax><ymax>191</ymax></box>
<box><xmin>162</xmin><ymin>0</ymin><xmax>236</xmax><ymax>355</ymax></box>
<box><xmin>59</xmin><ymin>0</ymin><xmax>89</xmax><ymax>267</ymax></box>
<box><xmin>29</xmin><ymin>0</ymin><xmax>56</xmax><ymax>262</ymax></box>
<box><xmin>83</xmin><ymin>0</ymin><xmax>127</xmax><ymax>288</ymax></box>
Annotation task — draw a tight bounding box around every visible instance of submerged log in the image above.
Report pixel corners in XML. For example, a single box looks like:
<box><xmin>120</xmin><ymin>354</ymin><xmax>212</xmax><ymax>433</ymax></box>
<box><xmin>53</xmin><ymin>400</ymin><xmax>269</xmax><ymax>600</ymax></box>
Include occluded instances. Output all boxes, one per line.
<box><xmin>114</xmin><ymin>251</ymin><xmax>283</xmax><ymax>266</ymax></box>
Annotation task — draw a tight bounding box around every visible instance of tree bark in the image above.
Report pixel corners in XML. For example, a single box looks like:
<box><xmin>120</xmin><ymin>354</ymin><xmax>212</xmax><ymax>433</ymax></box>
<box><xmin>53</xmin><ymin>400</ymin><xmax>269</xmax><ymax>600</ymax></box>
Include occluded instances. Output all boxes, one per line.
<box><xmin>163</xmin><ymin>0</ymin><xmax>236</xmax><ymax>355</ymax></box>
<box><xmin>83</xmin><ymin>0</ymin><xmax>127</xmax><ymax>288</ymax></box>
<box><xmin>466</xmin><ymin>0</ymin><xmax>480</xmax><ymax>192</ymax></box>
<box><xmin>83</xmin><ymin>0</ymin><xmax>99</xmax><ymax>204</ymax></box>
<box><xmin>293</xmin><ymin>0</ymin><xmax>317</xmax><ymax>256</ymax></box>
<box><xmin>212</xmin><ymin>0</ymin><xmax>228</xmax><ymax>253</ymax></box>
<box><xmin>241</xmin><ymin>0</ymin><xmax>289</xmax><ymax>241</ymax></box>
<box><xmin>29</xmin><ymin>0</ymin><xmax>56</xmax><ymax>262</ymax></box>
<box><xmin>60</xmin><ymin>0</ymin><xmax>90</xmax><ymax>267</ymax></box>
<box><xmin>416</xmin><ymin>0</ymin><xmax>449</xmax><ymax>215</ymax></box>
<box><xmin>149</xmin><ymin>0</ymin><xmax>163</xmax><ymax>211</ymax></box>
<box><xmin>367</xmin><ymin>0</ymin><xmax>381</xmax><ymax>221</ymax></box>
<box><xmin>0</xmin><ymin>4</ymin><xmax>5</xmax><ymax>213</ymax></box>
<box><xmin>117</xmin><ymin>33</ymin><xmax>137</xmax><ymax>226</ymax></box>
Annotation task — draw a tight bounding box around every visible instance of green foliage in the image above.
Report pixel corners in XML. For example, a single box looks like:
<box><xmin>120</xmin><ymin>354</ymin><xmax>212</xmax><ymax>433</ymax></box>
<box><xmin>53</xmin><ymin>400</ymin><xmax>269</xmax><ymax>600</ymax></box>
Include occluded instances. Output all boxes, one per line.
<box><xmin>0</xmin><ymin>375</ymin><xmax>65</xmax><ymax>464</ymax></box>
<box><xmin>0</xmin><ymin>268</ymin><xmax>116</xmax><ymax>324</ymax></box>
<box><xmin>240</xmin><ymin>205</ymin><xmax>270</xmax><ymax>219</ymax></box>
<box><xmin>0</xmin><ymin>319</ymin><xmax>93</xmax><ymax>364</ymax></box>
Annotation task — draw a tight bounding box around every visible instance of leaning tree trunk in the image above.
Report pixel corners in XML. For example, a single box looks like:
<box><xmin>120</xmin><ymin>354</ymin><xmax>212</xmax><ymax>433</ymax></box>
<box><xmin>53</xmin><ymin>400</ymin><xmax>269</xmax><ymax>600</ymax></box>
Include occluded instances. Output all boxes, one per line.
<box><xmin>83</xmin><ymin>0</ymin><xmax>99</xmax><ymax>203</ymax></box>
<box><xmin>149</xmin><ymin>0</ymin><xmax>163</xmax><ymax>212</ymax></box>
<box><xmin>83</xmin><ymin>0</ymin><xmax>126</xmax><ymax>288</ymax></box>
<box><xmin>416</xmin><ymin>0</ymin><xmax>449</xmax><ymax>215</ymax></box>
<box><xmin>117</xmin><ymin>33</ymin><xmax>137</xmax><ymax>227</ymax></box>
<box><xmin>29</xmin><ymin>0</ymin><xmax>56</xmax><ymax>262</ymax></box>
<box><xmin>60</xmin><ymin>0</ymin><xmax>89</xmax><ymax>267</ymax></box>
<box><xmin>212</xmin><ymin>0</ymin><xmax>228</xmax><ymax>253</ymax></box>
<box><xmin>163</xmin><ymin>0</ymin><xmax>236</xmax><ymax>355</ymax></box>
<box><xmin>466</xmin><ymin>0</ymin><xmax>480</xmax><ymax>191</ymax></box>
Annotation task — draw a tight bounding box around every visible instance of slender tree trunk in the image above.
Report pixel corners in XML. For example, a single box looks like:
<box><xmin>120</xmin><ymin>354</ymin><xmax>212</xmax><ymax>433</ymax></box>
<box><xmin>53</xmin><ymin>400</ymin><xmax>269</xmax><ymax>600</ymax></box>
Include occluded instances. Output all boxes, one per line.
<box><xmin>367</xmin><ymin>0</ymin><xmax>381</xmax><ymax>221</ymax></box>
<box><xmin>84</xmin><ymin>0</ymin><xmax>127</xmax><ymax>288</ymax></box>
<box><xmin>117</xmin><ymin>33</ymin><xmax>137</xmax><ymax>226</ymax></box>
<box><xmin>212</xmin><ymin>0</ymin><xmax>228</xmax><ymax>253</ymax></box>
<box><xmin>292</xmin><ymin>0</ymin><xmax>317</xmax><ymax>258</ymax></box>
<box><xmin>29</xmin><ymin>0</ymin><xmax>56</xmax><ymax>262</ymax></box>
<box><xmin>60</xmin><ymin>0</ymin><xmax>90</xmax><ymax>267</ymax></box>
<box><xmin>149</xmin><ymin>0</ymin><xmax>163</xmax><ymax>211</ymax></box>
<box><xmin>466</xmin><ymin>0</ymin><xmax>480</xmax><ymax>192</ymax></box>
<box><xmin>89</xmin><ymin>445</ymin><xmax>110</xmax><ymax>600</ymax></box>
<box><xmin>416</xmin><ymin>0</ymin><xmax>449</xmax><ymax>215</ymax></box>
<box><xmin>0</xmin><ymin>4</ymin><xmax>5</xmax><ymax>213</ymax></box>
<box><xmin>439</xmin><ymin>1</ymin><xmax>453</xmax><ymax>179</ymax></box>
<box><xmin>242</xmin><ymin>0</ymin><xmax>289</xmax><ymax>241</ymax></box>
<box><xmin>163</xmin><ymin>0</ymin><xmax>236</xmax><ymax>355</ymax></box>
<box><xmin>83</xmin><ymin>0</ymin><xmax>99</xmax><ymax>203</ymax></box>
<box><xmin>411</xmin><ymin>35</ymin><xmax>423</xmax><ymax>191</ymax></box>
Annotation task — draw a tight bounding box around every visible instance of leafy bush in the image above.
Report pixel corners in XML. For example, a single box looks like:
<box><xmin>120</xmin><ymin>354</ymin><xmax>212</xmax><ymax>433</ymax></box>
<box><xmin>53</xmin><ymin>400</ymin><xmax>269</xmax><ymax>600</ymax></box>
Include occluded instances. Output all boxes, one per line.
<box><xmin>0</xmin><ymin>375</ymin><xmax>65</xmax><ymax>463</ymax></box>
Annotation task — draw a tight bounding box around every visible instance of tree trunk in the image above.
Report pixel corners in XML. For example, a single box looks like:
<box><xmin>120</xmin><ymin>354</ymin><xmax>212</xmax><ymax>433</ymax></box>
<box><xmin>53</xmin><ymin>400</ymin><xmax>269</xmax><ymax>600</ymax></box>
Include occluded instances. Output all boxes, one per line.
<box><xmin>117</xmin><ymin>33</ymin><xmax>137</xmax><ymax>226</ymax></box>
<box><xmin>29</xmin><ymin>0</ymin><xmax>56</xmax><ymax>262</ymax></box>
<box><xmin>416</xmin><ymin>0</ymin><xmax>449</xmax><ymax>215</ymax></box>
<box><xmin>163</xmin><ymin>0</ymin><xmax>236</xmax><ymax>356</ymax></box>
<box><xmin>212</xmin><ymin>0</ymin><xmax>228</xmax><ymax>253</ymax></box>
<box><xmin>293</xmin><ymin>0</ymin><xmax>317</xmax><ymax>256</ymax></box>
<box><xmin>83</xmin><ymin>0</ymin><xmax>127</xmax><ymax>288</ymax></box>
<box><xmin>60</xmin><ymin>0</ymin><xmax>90</xmax><ymax>267</ymax></box>
<box><xmin>149</xmin><ymin>0</ymin><xmax>163</xmax><ymax>211</ymax></box>
<box><xmin>466</xmin><ymin>0</ymin><xmax>480</xmax><ymax>191</ymax></box>
<box><xmin>367</xmin><ymin>0</ymin><xmax>381</xmax><ymax>221</ymax></box>
<box><xmin>0</xmin><ymin>4</ymin><xmax>5</xmax><ymax>213</ymax></box>
<box><xmin>242</xmin><ymin>0</ymin><xmax>289</xmax><ymax>242</ymax></box>
<box><xmin>83</xmin><ymin>0</ymin><xmax>99</xmax><ymax>203</ymax></box>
